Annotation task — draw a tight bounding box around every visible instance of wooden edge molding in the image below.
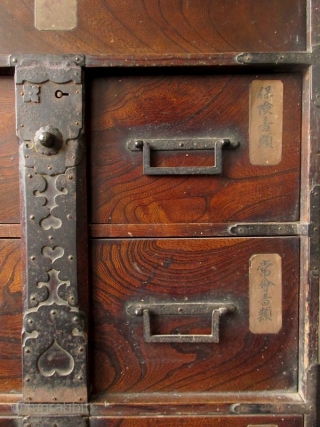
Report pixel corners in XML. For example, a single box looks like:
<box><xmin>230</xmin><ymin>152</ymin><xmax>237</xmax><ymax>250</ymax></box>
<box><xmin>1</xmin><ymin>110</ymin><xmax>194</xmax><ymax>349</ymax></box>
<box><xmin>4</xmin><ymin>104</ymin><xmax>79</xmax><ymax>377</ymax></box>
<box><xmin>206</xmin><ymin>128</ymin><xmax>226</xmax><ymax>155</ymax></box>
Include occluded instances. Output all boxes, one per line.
<box><xmin>0</xmin><ymin>224</ymin><xmax>21</xmax><ymax>238</ymax></box>
<box><xmin>0</xmin><ymin>54</ymin><xmax>10</xmax><ymax>67</ymax></box>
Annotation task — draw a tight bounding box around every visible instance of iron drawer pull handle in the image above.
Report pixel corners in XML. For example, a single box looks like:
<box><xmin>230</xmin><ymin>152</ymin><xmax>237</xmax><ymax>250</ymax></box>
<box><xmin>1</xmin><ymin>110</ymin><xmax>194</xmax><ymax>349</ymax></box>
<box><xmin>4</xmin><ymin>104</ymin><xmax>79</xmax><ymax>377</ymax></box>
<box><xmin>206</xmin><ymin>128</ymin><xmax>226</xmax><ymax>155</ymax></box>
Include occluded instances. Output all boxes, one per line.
<box><xmin>127</xmin><ymin>138</ymin><xmax>239</xmax><ymax>175</ymax></box>
<box><xmin>127</xmin><ymin>302</ymin><xmax>236</xmax><ymax>343</ymax></box>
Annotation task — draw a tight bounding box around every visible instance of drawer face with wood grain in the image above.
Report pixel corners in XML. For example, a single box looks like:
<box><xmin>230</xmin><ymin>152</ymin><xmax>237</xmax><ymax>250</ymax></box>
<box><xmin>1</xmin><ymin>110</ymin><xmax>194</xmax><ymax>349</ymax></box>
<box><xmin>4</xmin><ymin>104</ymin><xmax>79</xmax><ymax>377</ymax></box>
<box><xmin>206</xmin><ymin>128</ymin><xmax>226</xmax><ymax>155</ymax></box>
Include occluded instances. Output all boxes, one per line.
<box><xmin>91</xmin><ymin>237</ymin><xmax>299</xmax><ymax>396</ymax></box>
<box><xmin>0</xmin><ymin>76</ymin><xmax>19</xmax><ymax>224</ymax></box>
<box><xmin>90</xmin><ymin>416</ymin><xmax>303</xmax><ymax>427</ymax></box>
<box><xmin>0</xmin><ymin>0</ymin><xmax>306</xmax><ymax>55</ymax></box>
<box><xmin>0</xmin><ymin>239</ymin><xmax>22</xmax><ymax>393</ymax></box>
<box><xmin>88</xmin><ymin>72</ymin><xmax>301</xmax><ymax>225</ymax></box>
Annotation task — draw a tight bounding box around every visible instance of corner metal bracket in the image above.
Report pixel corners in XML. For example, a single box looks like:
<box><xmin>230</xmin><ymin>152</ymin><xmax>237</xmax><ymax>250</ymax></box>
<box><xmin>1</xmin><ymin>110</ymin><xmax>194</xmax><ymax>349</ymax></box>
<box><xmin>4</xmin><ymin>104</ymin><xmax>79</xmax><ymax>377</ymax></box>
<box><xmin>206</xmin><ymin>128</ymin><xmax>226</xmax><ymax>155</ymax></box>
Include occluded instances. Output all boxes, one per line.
<box><xmin>236</xmin><ymin>51</ymin><xmax>312</xmax><ymax>66</ymax></box>
<box><xmin>12</xmin><ymin>54</ymin><xmax>88</xmax><ymax>405</ymax></box>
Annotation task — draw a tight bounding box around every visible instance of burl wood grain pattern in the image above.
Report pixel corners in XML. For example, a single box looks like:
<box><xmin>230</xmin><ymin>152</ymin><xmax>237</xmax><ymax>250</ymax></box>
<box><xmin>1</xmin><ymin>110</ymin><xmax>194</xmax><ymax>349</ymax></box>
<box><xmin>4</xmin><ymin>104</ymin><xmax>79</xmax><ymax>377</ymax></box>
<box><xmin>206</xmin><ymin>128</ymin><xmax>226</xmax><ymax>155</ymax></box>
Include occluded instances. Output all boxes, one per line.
<box><xmin>88</xmin><ymin>72</ymin><xmax>301</xmax><ymax>225</ymax></box>
<box><xmin>0</xmin><ymin>76</ymin><xmax>19</xmax><ymax>224</ymax></box>
<box><xmin>0</xmin><ymin>239</ymin><xmax>22</xmax><ymax>392</ymax></box>
<box><xmin>0</xmin><ymin>0</ymin><xmax>306</xmax><ymax>55</ymax></box>
<box><xmin>90</xmin><ymin>416</ymin><xmax>303</xmax><ymax>427</ymax></box>
<box><xmin>91</xmin><ymin>237</ymin><xmax>299</xmax><ymax>396</ymax></box>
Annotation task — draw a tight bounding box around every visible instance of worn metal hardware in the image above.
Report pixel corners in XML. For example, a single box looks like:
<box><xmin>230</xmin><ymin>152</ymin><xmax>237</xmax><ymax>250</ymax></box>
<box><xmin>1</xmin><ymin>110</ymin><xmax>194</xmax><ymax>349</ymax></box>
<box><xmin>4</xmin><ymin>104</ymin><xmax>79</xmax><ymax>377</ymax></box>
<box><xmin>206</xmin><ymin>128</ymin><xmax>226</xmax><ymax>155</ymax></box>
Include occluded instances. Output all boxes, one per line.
<box><xmin>127</xmin><ymin>138</ymin><xmax>239</xmax><ymax>175</ymax></box>
<box><xmin>230</xmin><ymin>223</ymin><xmax>303</xmax><ymax>236</ymax></box>
<box><xmin>231</xmin><ymin>403</ymin><xmax>308</xmax><ymax>415</ymax></box>
<box><xmin>127</xmin><ymin>302</ymin><xmax>235</xmax><ymax>343</ymax></box>
<box><xmin>237</xmin><ymin>52</ymin><xmax>313</xmax><ymax>66</ymax></box>
<box><xmin>13</xmin><ymin>54</ymin><xmax>87</xmax><ymax>403</ymax></box>
<box><xmin>22</xmin><ymin>416</ymin><xmax>88</xmax><ymax>427</ymax></box>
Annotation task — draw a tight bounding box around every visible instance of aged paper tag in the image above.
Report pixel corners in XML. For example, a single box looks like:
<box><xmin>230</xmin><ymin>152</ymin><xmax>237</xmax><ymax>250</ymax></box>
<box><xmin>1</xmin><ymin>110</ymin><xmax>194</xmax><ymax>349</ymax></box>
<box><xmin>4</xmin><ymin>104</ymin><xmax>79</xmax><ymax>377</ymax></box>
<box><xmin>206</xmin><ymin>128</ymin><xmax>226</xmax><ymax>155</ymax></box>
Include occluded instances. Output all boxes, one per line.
<box><xmin>35</xmin><ymin>0</ymin><xmax>77</xmax><ymax>31</ymax></box>
<box><xmin>249</xmin><ymin>254</ymin><xmax>282</xmax><ymax>334</ymax></box>
<box><xmin>249</xmin><ymin>80</ymin><xmax>283</xmax><ymax>165</ymax></box>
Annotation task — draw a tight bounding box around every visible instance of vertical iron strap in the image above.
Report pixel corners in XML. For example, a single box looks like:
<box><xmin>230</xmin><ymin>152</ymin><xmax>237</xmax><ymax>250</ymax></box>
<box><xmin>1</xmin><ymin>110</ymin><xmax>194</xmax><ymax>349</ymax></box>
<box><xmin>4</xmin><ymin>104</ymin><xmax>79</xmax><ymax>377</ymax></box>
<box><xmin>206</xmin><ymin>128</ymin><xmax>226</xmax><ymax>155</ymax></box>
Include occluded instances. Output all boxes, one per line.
<box><xmin>12</xmin><ymin>54</ymin><xmax>88</xmax><ymax>404</ymax></box>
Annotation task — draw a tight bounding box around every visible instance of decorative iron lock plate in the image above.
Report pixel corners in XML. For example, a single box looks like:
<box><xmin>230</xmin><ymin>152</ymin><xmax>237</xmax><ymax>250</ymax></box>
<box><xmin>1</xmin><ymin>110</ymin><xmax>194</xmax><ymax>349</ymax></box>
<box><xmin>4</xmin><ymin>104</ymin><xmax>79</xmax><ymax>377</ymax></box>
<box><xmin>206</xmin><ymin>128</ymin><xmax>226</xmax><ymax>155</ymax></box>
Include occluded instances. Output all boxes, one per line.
<box><xmin>11</xmin><ymin>54</ymin><xmax>87</xmax><ymax>403</ymax></box>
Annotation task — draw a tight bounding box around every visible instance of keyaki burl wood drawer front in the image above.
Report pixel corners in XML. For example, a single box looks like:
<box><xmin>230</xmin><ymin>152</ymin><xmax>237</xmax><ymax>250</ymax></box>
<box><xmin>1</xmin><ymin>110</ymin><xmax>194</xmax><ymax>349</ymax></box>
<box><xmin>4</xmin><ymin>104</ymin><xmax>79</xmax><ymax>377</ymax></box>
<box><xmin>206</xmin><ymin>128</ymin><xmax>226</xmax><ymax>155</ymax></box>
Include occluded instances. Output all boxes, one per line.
<box><xmin>0</xmin><ymin>0</ymin><xmax>306</xmax><ymax>55</ymax></box>
<box><xmin>90</xmin><ymin>237</ymin><xmax>299</xmax><ymax>396</ymax></box>
<box><xmin>0</xmin><ymin>239</ymin><xmax>22</xmax><ymax>393</ymax></box>
<box><xmin>88</xmin><ymin>71</ymin><xmax>302</xmax><ymax>225</ymax></box>
<box><xmin>90</xmin><ymin>416</ymin><xmax>304</xmax><ymax>427</ymax></box>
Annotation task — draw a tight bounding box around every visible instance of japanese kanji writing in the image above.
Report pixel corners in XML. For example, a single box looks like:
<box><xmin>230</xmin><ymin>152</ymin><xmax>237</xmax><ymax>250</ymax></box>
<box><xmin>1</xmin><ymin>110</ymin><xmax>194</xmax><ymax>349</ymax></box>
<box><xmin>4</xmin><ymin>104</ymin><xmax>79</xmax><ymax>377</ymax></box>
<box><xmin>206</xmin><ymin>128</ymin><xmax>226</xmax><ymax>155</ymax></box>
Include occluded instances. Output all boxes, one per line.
<box><xmin>257</xmin><ymin>85</ymin><xmax>274</xmax><ymax>148</ymax></box>
<box><xmin>257</xmin><ymin>259</ymin><xmax>275</xmax><ymax>322</ymax></box>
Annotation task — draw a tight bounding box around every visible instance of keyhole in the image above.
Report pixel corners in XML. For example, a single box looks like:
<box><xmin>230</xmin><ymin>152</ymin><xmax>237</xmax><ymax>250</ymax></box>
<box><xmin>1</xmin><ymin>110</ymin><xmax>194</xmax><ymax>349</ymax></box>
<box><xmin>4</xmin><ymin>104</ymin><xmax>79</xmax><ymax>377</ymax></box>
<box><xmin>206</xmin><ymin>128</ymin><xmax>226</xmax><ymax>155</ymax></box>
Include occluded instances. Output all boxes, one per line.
<box><xmin>55</xmin><ymin>90</ymin><xmax>69</xmax><ymax>99</ymax></box>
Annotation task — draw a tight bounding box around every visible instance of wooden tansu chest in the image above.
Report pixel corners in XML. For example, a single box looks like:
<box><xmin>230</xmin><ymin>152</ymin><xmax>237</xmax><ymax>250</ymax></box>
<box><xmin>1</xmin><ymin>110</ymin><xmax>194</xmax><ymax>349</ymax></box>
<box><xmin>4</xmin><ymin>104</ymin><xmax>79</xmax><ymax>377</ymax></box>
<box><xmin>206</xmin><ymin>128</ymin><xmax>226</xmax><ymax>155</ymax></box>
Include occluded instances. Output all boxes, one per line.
<box><xmin>0</xmin><ymin>1</ymin><xmax>319</xmax><ymax>426</ymax></box>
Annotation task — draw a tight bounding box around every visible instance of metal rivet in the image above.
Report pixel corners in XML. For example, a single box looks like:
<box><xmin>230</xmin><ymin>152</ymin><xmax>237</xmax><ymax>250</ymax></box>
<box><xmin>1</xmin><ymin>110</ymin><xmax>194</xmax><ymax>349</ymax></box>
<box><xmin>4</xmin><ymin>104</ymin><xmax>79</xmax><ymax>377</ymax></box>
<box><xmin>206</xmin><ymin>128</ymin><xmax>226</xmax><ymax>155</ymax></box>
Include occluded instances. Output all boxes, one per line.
<box><xmin>76</xmin><ymin>90</ymin><xmax>80</xmax><ymax>94</ymax></box>
<box><xmin>20</xmin><ymin>124</ymin><xmax>24</xmax><ymax>127</ymax></box>
<box><xmin>11</xmin><ymin>57</ymin><xmax>17</xmax><ymax>63</ymax></box>
<box><xmin>51</xmin><ymin>310</ymin><xmax>57</xmax><ymax>316</ymax></box>
<box><xmin>78</xmin><ymin>397</ymin><xmax>82</xmax><ymax>401</ymax></box>
<box><xmin>73</xmin><ymin>316</ymin><xmax>79</xmax><ymax>323</ymax></box>
<box><xmin>25</xmin><ymin>348</ymin><xmax>31</xmax><ymax>354</ymax></box>
<box><xmin>28</xmin><ymin>174</ymin><xmax>33</xmax><ymax>179</ymax></box>
<box><xmin>30</xmin><ymin>296</ymin><xmax>36</xmax><ymax>302</ymax></box>
<box><xmin>29</xmin><ymin>215</ymin><xmax>35</xmax><ymax>220</ymax></box>
<box><xmin>68</xmin><ymin>255</ymin><xmax>74</xmax><ymax>261</ymax></box>
<box><xmin>49</xmin><ymin>235</ymin><xmax>53</xmax><ymax>240</ymax></box>
<box><xmin>75</xmin><ymin>121</ymin><xmax>80</xmax><ymax>126</ymax></box>
<box><xmin>79</xmin><ymin>347</ymin><xmax>84</xmax><ymax>352</ymax></box>
<box><xmin>25</xmin><ymin>155</ymin><xmax>29</xmax><ymax>158</ymax></box>
<box><xmin>25</xmin><ymin>377</ymin><xmax>30</xmax><ymax>382</ymax></box>
<box><xmin>47</xmin><ymin>165</ymin><xmax>52</xmax><ymax>170</ymax></box>
<box><xmin>67</xmin><ymin>214</ymin><xmax>72</xmax><ymax>219</ymax></box>
<box><xmin>30</xmin><ymin>256</ymin><xmax>36</xmax><ymax>261</ymax></box>
<box><xmin>75</xmin><ymin>56</ymin><xmax>80</xmax><ymax>62</ymax></box>
<box><xmin>68</xmin><ymin>175</ymin><xmax>74</xmax><ymax>180</ymax></box>
<box><xmin>53</xmin><ymin>397</ymin><xmax>57</xmax><ymax>401</ymax></box>
<box><xmin>134</xmin><ymin>140</ymin><xmax>143</xmax><ymax>149</ymax></box>
<box><xmin>27</xmin><ymin>397</ymin><xmax>32</xmax><ymax>401</ymax></box>
<box><xmin>28</xmin><ymin>319</ymin><xmax>33</xmax><ymax>324</ymax></box>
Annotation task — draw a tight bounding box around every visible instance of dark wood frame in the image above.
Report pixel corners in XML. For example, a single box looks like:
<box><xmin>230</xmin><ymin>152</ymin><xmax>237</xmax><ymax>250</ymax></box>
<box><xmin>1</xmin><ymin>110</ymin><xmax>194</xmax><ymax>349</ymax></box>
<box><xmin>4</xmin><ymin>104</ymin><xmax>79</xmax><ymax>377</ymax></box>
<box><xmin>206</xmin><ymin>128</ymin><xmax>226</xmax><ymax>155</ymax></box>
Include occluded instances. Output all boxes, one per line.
<box><xmin>0</xmin><ymin>0</ymin><xmax>318</xmax><ymax>426</ymax></box>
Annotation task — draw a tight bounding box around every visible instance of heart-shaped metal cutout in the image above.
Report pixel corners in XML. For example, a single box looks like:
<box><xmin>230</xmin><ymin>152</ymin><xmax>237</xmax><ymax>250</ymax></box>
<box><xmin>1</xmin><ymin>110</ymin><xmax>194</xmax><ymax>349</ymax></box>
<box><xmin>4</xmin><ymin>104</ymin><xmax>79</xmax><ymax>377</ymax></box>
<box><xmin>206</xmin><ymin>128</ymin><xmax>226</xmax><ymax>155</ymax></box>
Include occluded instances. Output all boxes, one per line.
<box><xmin>37</xmin><ymin>340</ymin><xmax>74</xmax><ymax>377</ymax></box>
<box><xmin>40</xmin><ymin>214</ymin><xmax>62</xmax><ymax>230</ymax></box>
<box><xmin>42</xmin><ymin>246</ymin><xmax>64</xmax><ymax>263</ymax></box>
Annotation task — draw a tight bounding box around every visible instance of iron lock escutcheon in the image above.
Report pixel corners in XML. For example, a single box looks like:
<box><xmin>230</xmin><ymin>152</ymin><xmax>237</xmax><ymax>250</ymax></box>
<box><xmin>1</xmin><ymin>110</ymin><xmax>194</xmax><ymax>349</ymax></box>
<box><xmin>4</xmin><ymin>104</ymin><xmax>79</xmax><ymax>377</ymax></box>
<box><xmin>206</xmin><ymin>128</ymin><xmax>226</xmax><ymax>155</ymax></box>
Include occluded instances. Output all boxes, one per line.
<box><xmin>12</xmin><ymin>54</ymin><xmax>88</xmax><ymax>404</ymax></box>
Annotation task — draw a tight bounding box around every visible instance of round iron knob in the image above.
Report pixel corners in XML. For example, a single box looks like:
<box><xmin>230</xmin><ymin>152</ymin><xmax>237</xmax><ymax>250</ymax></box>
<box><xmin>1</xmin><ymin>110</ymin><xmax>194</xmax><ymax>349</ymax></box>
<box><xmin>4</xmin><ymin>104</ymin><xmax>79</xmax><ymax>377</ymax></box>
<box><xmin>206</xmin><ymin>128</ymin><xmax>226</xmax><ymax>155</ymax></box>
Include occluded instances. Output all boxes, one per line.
<box><xmin>39</xmin><ymin>131</ymin><xmax>55</xmax><ymax>148</ymax></box>
<box><xmin>34</xmin><ymin>126</ymin><xmax>63</xmax><ymax>155</ymax></box>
